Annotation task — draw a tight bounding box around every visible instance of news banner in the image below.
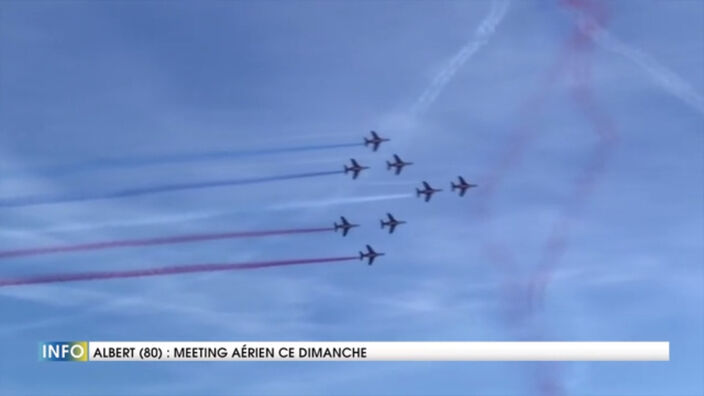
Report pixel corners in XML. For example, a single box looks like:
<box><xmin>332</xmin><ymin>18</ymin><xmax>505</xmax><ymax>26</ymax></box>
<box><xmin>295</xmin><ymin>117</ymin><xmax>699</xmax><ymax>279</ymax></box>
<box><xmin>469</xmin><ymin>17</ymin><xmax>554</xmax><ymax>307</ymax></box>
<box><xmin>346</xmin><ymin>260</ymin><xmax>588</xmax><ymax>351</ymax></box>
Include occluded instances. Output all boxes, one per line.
<box><xmin>40</xmin><ymin>342</ymin><xmax>669</xmax><ymax>362</ymax></box>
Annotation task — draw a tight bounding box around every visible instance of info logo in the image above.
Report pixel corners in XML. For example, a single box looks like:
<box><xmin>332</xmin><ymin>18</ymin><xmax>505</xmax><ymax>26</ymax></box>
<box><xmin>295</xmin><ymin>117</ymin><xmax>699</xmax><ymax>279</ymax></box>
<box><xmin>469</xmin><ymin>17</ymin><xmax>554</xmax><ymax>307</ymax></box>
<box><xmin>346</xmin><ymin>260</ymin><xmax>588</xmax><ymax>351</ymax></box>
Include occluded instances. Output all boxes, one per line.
<box><xmin>39</xmin><ymin>342</ymin><xmax>88</xmax><ymax>362</ymax></box>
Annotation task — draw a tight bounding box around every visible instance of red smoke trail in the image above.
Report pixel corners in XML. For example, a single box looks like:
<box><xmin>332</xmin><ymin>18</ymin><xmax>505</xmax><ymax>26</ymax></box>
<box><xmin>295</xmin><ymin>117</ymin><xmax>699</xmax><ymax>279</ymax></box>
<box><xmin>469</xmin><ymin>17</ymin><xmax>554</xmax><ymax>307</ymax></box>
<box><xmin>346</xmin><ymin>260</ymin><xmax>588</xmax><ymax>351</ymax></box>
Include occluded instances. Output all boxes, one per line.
<box><xmin>475</xmin><ymin>20</ymin><xmax>587</xmax><ymax>318</ymax></box>
<box><xmin>476</xmin><ymin>1</ymin><xmax>618</xmax><ymax>394</ymax></box>
<box><xmin>475</xmin><ymin>20</ymin><xmax>580</xmax><ymax>326</ymax></box>
<box><xmin>0</xmin><ymin>227</ymin><xmax>333</xmax><ymax>260</ymax></box>
<box><xmin>527</xmin><ymin>0</ymin><xmax>618</xmax><ymax>309</ymax></box>
<box><xmin>478</xmin><ymin>0</ymin><xmax>617</xmax><ymax>318</ymax></box>
<box><xmin>0</xmin><ymin>256</ymin><xmax>358</xmax><ymax>287</ymax></box>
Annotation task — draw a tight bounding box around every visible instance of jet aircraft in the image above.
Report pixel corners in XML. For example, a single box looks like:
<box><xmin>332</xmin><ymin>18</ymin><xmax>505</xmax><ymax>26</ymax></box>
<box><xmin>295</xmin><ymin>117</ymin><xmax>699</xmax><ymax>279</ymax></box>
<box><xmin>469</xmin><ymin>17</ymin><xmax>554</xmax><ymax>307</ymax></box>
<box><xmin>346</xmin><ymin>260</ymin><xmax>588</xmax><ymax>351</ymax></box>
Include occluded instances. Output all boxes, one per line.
<box><xmin>380</xmin><ymin>213</ymin><xmax>406</xmax><ymax>234</ymax></box>
<box><xmin>333</xmin><ymin>216</ymin><xmax>359</xmax><ymax>236</ymax></box>
<box><xmin>416</xmin><ymin>181</ymin><xmax>442</xmax><ymax>202</ymax></box>
<box><xmin>451</xmin><ymin>176</ymin><xmax>478</xmax><ymax>197</ymax></box>
<box><xmin>364</xmin><ymin>131</ymin><xmax>389</xmax><ymax>152</ymax></box>
<box><xmin>386</xmin><ymin>154</ymin><xmax>413</xmax><ymax>175</ymax></box>
<box><xmin>344</xmin><ymin>158</ymin><xmax>369</xmax><ymax>179</ymax></box>
<box><xmin>359</xmin><ymin>245</ymin><xmax>385</xmax><ymax>265</ymax></box>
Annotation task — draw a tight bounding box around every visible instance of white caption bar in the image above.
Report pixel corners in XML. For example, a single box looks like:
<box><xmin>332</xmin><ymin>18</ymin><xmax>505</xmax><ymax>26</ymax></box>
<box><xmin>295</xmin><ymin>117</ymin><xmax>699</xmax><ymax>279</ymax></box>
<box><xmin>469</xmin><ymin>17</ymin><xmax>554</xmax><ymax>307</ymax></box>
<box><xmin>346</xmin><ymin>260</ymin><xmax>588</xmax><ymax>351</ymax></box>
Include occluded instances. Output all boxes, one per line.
<box><xmin>88</xmin><ymin>342</ymin><xmax>669</xmax><ymax>361</ymax></box>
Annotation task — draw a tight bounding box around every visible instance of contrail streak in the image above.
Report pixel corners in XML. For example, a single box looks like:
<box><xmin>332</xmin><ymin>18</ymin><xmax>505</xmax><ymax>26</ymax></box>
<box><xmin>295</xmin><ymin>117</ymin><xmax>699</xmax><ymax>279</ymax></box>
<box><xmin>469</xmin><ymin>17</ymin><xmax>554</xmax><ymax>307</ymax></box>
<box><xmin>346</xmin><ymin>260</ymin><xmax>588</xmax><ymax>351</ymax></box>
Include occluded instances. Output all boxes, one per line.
<box><xmin>578</xmin><ymin>13</ymin><xmax>704</xmax><ymax>116</ymax></box>
<box><xmin>4</xmin><ymin>143</ymin><xmax>362</xmax><ymax>178</ymax></box>
<box><xmin>0</xmin><ymin>227</ymin><xmax>333</xmax><ymax>260</ymax></box>
<box><xmin>0</xmin><ymin>170</ymin><xmax>344</xmax><ymax>208</ymax></box>
<box><xmin>0</xmin><ymin>256</ymin><xmax>358</xmax><ymax>287</ymax></box>
<box><xmin>411</xmin><ymin>0</ymin><xmax>509</xmax><ymax>116</ymax></box>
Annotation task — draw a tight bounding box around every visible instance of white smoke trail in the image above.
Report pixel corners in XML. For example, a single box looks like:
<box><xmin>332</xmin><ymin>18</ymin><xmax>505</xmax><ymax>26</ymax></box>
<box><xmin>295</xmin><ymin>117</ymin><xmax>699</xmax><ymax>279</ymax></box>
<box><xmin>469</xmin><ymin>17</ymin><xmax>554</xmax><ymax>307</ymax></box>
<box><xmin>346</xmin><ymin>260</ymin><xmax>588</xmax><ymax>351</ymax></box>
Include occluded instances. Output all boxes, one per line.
<box><xmin>269</xmin><ymin>193</ymin><xmax>413</xmax><ymax>210</ymax></box>
<box><xmin>0</xmin><ymin>210</ymin><xmax>232</xmax><ymax>239</ymax></box>
<box><xmin>411</xmin><ymin>0</ymin><xmax>510</xmax><ymax>116</ymax></box>
<box><xmin>579</xmin><ymin>16</ymin><xmax>704</xmax><ymax>116</ymax></box>
<box><xmin>0</xmin><ymin>194</ymin><xmax>414</xmax><ymax>240</ymax></box>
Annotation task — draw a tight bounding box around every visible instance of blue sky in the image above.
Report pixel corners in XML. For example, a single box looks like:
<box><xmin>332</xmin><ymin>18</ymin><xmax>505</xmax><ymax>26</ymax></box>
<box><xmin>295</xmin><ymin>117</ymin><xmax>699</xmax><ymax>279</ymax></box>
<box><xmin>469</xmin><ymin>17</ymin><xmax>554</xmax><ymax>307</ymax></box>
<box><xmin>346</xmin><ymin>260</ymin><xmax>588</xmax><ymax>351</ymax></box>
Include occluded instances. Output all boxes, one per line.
<box><xmin>0</xmin><ymin>1</ymin><xmax>702</xmax><ymax>395</ymax></box>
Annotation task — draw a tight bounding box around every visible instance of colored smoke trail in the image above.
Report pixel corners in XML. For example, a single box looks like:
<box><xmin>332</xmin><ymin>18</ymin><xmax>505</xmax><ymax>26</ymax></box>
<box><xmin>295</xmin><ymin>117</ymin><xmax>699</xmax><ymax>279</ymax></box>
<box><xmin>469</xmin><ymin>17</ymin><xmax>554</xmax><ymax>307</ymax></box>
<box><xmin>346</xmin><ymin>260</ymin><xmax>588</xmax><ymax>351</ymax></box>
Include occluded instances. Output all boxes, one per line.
<box><xmin>0</xmin><ymin>256</ymin><xmax>358</xmax><ymax>287</ymax></box>
<box><xmin>5</xmin><ymin>143</ymin><xmax>362</xmax><ymax>178</ymax></box>
<box><xmin>474</xmin><ymin>1</ymin><xmax>617</xmax><ymax>394</ymax></box>
<box><xmin>478</xmin><ymin>0</ymin><xmax>617</xmax><ymax>314</ymax></box>
<box><xmin>474</xmin><ymin>27</ymin><xmax>579</xmax><ymax>326</ymax></box>
<box><xmin>527</xmin><ymin>0</ymin><xmax>618</xmax><ymax>308</ymax></box>
<box><xmin>0</xmin><ymin>227</ymin><xmax>333</xmax><ymax>260</ymax></box>
<box><xmin>0</xmin><ymin>170</ymin><xmax>344</xmax><ymax>208</ymax></box>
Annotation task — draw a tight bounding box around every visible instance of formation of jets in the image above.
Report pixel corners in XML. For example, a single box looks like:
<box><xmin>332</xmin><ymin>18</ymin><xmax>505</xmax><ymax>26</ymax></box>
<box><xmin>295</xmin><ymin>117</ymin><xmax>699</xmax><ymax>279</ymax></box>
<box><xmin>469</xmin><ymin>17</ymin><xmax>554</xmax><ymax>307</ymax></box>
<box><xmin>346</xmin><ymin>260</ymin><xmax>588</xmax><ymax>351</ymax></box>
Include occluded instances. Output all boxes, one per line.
<box><xmin>334</xmin><ymin>213</ymin><xmax>406</xmax><ymax>237</ymax></box>
<box><xmin>339</xmin><ymin>131</ymin><xmax>479</xmax><ymax>265</ymax></box>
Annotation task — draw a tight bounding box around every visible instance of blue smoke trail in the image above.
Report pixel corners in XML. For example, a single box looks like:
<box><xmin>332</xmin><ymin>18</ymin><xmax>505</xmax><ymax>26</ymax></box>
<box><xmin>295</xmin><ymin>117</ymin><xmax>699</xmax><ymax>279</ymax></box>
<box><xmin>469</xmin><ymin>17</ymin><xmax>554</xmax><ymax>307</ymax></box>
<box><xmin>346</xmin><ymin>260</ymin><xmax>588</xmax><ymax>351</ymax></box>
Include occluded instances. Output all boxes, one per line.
<box><xmin>4</xmin><ymin>143</ymin><xmax>362</xmax><ymax>178</ymax></box>
<box><xmin>0</xmin><ymin>170</ymin><xmax>344</xmax><ymax>208</ymax></box>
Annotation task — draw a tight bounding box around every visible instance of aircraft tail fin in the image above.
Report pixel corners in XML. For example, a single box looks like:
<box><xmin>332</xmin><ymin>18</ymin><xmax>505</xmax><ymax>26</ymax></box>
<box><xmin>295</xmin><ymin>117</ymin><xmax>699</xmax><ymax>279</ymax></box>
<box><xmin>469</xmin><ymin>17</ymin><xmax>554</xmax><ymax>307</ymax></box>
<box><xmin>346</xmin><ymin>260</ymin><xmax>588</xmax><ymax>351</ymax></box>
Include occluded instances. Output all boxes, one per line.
<box><xmin>415</xmin><ymin>188</ymin><xmax>421</xmax><ymax>197</ymax></box>
<box><xmin>386</xmin><ymin>161</ymin><xmax>392</xmax><ymax>170</ymax></box>
<box><xmin>451</xmin><ymin>182</ymin><xmax>458</xmax><ymax>190</ymax></box>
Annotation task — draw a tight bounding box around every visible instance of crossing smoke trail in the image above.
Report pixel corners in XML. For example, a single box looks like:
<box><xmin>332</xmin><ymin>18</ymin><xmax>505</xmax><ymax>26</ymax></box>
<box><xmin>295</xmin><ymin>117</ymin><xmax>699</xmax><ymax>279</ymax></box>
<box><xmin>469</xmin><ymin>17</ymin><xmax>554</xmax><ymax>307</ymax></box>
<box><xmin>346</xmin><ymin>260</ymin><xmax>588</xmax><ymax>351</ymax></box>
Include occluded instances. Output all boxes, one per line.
<box><xmin>476</xmin><ymin>24</ymin><xmax>578</xmax><ymax>326</ymax></box>
<box><xmin>3</xmin><ymin>143</ymin><xmax>362</xmax><ymax>178</ymax></box>
<box><xmin>411</xmin><ymin>0</ymin><xmax>509</xmax><ymax>116</ymax></box>
<box><xmin>0</xmin><ymin>227</ymin><xmax>333</xmax><ymax>260</ymax></box>
<box><xmin>0</xmin><ymin>170</ymin><xmax>344</xmax><ymax>208</ymax></box>
<box><xmin>476</xmin><ymin>1</ymin><xmax>617</xmax><ymax>394</ymax></box>
<box><xmin>527</xmin><ymin>0</ymin><xmax>618</xmax><ymax>309</ymax></box>
<box><xmin>478</xmin><ymin>1</ymin><xmax>616</xmax><ymax>315</ymax></box>
<box><xmin>0</xmin><ymin>256</ymin><xmax>358</xmax><ymax>287</ymax></box>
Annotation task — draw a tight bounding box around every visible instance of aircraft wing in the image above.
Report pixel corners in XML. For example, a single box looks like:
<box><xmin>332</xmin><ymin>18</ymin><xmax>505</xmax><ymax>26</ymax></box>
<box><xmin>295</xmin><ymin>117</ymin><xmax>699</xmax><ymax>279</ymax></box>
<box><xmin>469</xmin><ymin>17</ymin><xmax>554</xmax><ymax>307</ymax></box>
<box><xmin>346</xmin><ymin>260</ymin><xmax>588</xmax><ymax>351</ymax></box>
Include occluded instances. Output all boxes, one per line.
<box><xmin>425</xmin><ymin>194</ymin><xmax>431</xmax><ymax>202</ymax></box>
<box><xmin>371</xmin><ymin>131</ymin><xmax>379</xmax><ymax>139</ymax></box>
<box><xmin>388</xmin><ymin>224</ymin><xmax>397</xmax><ymax>234</ymax></box>
<box><xmin>459</xmin><ymin>188</ymin><xmax>467</xmax><ymax>197</ymax></box>
<box><xmin>395</xmin><ymin>166</ymin><xmax>402</xmax><ymax>175</ymax></box>
<box><xmin>393</xmin><ymin>154</ymin><xmax>401</xmax><ymax>162</ymax></box>
<box><xmin>422</xmin><ymin>181</ymin><xmax>431</xmax><ymax>189</ymax></box>
<box><xmin>387</xmin><ymin>213</ymin><xmax>395</xmax><ymax>221</ymax></box>
<box><xmin>352</xmin><ymin>170</ymin><xmax>360</xmax><ymax>179</ymax></box>
<box><xmin>372</xmin><ymin>142</ymin><xmax>380</xmax><ymax>151</ymax></box>
<box><xmin>342</xmin><ymin>228</ymin><xmax>349</xmax><ymax>236</ymax></box>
